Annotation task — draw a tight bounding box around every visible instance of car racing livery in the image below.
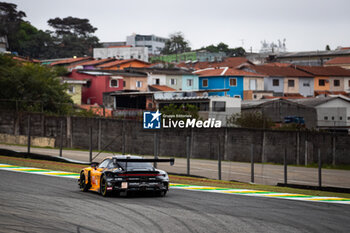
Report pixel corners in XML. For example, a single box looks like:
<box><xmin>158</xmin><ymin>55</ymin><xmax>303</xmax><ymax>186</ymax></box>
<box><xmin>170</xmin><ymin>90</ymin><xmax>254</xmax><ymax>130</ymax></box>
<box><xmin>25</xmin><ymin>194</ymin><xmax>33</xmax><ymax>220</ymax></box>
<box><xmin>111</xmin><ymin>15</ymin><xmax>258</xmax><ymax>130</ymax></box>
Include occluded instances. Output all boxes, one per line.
<box><xmin>79</xmin><ymin>155</ymin><xmax>174</xmax><ymax>197</ymax></box>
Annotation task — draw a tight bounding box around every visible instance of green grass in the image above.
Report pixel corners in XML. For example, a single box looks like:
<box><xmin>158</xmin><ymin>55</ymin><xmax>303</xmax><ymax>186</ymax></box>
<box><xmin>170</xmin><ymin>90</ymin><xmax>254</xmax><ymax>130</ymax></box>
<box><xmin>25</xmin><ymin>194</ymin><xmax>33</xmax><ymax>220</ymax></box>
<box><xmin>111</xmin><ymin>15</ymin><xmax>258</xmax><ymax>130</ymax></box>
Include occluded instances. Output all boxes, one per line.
<box><xmin>1</xmin><ymin>155</ymin><xmax>350</xmax><ymax>199</ymax></box>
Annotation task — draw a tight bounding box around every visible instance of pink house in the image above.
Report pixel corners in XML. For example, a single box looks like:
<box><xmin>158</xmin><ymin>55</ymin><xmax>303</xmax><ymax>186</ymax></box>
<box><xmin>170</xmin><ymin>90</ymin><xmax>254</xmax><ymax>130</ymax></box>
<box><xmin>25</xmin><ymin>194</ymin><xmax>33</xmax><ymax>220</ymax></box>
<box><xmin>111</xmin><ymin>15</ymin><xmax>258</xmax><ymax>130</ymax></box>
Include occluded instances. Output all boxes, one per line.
<box><xmin>69</xmin><ymin>70</ymin><xmax>123</xmax><ymax>105</ymax></box>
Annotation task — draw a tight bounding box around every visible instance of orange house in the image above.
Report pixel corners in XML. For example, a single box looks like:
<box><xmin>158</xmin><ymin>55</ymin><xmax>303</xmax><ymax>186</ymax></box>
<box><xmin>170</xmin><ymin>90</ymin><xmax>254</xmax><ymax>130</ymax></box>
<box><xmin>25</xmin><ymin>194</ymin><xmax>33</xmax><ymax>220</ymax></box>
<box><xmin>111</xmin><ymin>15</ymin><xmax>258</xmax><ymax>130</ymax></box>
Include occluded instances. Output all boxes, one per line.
<box><xmin>97</xmin><ymin>59</ymin><xmax>149</xmax><ymax>70</ymax></box>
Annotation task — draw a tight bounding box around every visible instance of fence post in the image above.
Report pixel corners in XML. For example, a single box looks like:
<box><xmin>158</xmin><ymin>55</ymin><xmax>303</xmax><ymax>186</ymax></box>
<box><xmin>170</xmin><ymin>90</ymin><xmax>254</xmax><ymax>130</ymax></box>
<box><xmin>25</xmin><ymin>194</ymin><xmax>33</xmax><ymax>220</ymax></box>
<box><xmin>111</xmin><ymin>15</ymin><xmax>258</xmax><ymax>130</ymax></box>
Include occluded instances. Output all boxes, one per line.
<box><xmin>59</xmin><ymin>120</ymin><xmax>63</xmax><ymax>157</ymax></box>
<box><xmin>304</xmin><ymin>140</ymin><xmax>308</xmax><ymax>166</ymax></box>
<box><xmin>251</xmin><ymin>144</ymin><xmax>254</xmax><ymax>183</ymax></box>
<box><xmin>284</xmin><ymin>147</ymin><xmax>287</xmax><ymax>184</ymax></box>
<box><xmin>153</xmin><ymin>132</ymin><xmax>158</xmax><ymax>168</ymax></box>
<box><xmin>122</xmin><ymin>120</ymin><xmax>126</xmax><ymax>155</ymax></box>
<box><xmin>296</xmin><ymin>131</ymin><xmax>300</xmax><ymax>165</ymax></box>
<box><xmin>332</xmin><ymin>136</ymin><xmax>336</xmax><ymax>166</ymax></box>
<box><xmin>186</xmin><ymin>135</ymin><xmax>190</xmax><ymax>176</ymax></box>
<box><xmin>89</xmin><ymin>127</ymin><xmax>92</xmax><ymax>163</ymax></box>
<box><xmin>218</xmin><ymin>136</ymin><xmax>222</xmax><ymax>180</ymax></box>
<box><xmin>98</xmin><ymin>118</ymin><xmax>102</xmax><ymax>151</ymax></box>
<box><xmin>318</xmin><ymin>148</ymin><xmax>322</xmax><ymax>188</ymax></box>
<box><xmin>27</xmin><ymin>115</ymin><xmax>31</xmax><ymax>154</ymax></box>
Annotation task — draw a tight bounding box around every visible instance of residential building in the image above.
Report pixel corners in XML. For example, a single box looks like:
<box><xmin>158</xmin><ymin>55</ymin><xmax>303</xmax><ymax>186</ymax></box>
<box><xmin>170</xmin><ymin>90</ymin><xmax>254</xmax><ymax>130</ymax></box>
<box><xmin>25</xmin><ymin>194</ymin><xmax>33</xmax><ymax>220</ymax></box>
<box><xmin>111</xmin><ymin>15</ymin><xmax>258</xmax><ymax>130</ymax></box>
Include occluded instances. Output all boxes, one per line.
<box><xmin>271</xmin><ymin>48</ymin><xmax>350</xmax><ymax>66</ymax></box>
<box><xmin>60</xmin><ymin>77</ymin><xmax>87</xmax><ymax>105</ymax></box>
<box><xmin>324</xmin><ymin>57</ymin><xmax>350</xmax><ymax>69</ymax></box>
<box><xmin>242</xmin><ymin>98</ymin><xmax>317</xmax><ymax>129</ymax></box>
<box><xmin>93</xmin><ymin>46</ymin><xmax>149</xmax><ymax>62</ymax></box>
<box><xmin>241</xmin><ymin>65</ymin><xmax>314</xmax><ymax>97</ymax></box>
<box><xmin>68</xmin><ymin>70</ymin><xmax>124</xmax><ymax>105</ymax></box>
<box><xmin>291</xmin><ymin>96</ymin><xmax>350</xmax><ymax>129</ymax></box>
<box><xmin>296</xmin><ymin>66</ymin><xmax>350</xmax><ymax>96</ymax></box>
<box><xmin>196</xmin><ymin>67</ymin><xmax>264</xmax><ymax>99</ymax></box>
<box><xmin>126</xmin><ymin>34</ymin><xmax>168</xmax><ymax>55</ymax></box>
<box><xmin>125</xmin><ymin>67</ymin><xmax>197</xmax><ymax>91</ymax></box>
<box><xmin>96</xmin><ymin>59</ymin><xmax>150</xmax><ymax>70</ymax></box>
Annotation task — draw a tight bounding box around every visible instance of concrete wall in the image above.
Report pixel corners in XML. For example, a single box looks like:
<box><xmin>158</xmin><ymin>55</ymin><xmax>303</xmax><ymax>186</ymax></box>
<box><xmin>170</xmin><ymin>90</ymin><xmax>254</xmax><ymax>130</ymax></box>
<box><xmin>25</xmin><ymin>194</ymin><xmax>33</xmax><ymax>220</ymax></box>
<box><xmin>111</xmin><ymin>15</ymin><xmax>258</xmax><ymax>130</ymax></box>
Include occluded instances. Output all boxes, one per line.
<box><xmin>93</xmin><ymin>47</ymin><xmax>148</xmax><ymax>62</ymax></box>
<box><xmin>1</xmin><ymin>110</ymin><xmax>350</xmax><ymax>165</ymax></box>
<box><xmin>264</xmin><ymin>77</ymin><xmax>284</xmax><ymax>94</ymax></box>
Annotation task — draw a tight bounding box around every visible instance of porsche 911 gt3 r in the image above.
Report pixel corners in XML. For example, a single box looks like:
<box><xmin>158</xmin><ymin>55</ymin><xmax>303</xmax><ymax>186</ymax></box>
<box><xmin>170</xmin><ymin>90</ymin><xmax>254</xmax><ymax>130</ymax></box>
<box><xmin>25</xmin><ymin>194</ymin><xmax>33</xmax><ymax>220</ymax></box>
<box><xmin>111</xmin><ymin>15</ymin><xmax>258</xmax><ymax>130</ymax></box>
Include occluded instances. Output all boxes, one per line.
<box><xmin>79</xmin><ymin>156</ymin><xmax>174</xmax><ymax>197</ymax></box>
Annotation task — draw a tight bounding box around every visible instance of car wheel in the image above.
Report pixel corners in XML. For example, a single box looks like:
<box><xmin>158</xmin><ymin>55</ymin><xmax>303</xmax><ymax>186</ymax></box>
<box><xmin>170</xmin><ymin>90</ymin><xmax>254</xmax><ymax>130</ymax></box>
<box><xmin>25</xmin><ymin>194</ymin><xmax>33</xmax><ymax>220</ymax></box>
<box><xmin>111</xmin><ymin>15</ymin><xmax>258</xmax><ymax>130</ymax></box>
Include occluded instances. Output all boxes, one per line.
<box><xmin>156</xmin><ymin>190</ymin><xmax>167</xmax><ymax>197</ymax></box>
<box><xmin>79</xmin><ymin>171</ymin><xmax>90</xmax><ymax>192</ymax></box>
<box><xmin>100</xmin><ymin>175</ymin><xmax>110</xmax><ymax>197</ymax></box>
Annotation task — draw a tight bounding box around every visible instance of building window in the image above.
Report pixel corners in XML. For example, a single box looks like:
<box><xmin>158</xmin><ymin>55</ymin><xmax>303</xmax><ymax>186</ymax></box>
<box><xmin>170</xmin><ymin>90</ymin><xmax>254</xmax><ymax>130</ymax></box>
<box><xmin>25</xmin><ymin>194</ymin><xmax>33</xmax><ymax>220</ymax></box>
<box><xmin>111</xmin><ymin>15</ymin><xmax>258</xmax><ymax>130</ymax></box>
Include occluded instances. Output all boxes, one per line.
<box><xmin>288</xmin><ymin>80</ymin><xmax>295</xmax><ymax>87</ymax></box>
<box><xmin>187</xmin><ymin>79</ymin><xmax>193</xmax><ymax>87</ymax></box>
<box><xmin>340</xmin><ymin>116</ymin><xmax>343</xmax><ymax>120</ymax></box>
<box><xmin>136</xmin><ymin>81</ymin><xmax>142</xmax><ymax>88</ymax></box>
<box><xmin>123</xmin><ymin>81</ymin><xmax>126</xmax><ymax>87</ymax></box>
<box><xmin>303</xmin><ymin>82</ymin><xmax>310</xmax><ymax>87</ymax></box>
<box><xmin>110</xmin><ymin>79</ymin><xmax>119</xmax><ymax>88</ymax></box>
<box><xmin>67</xmin><ymin>85</ymin><xmax>75</xmax><ymax>94</ymax></box>
<box><xmin>170</xmin><ymin>79</ymin><xmax>176</xmax><ymax>85</ymax></box>
<box><xmin>202</xmin><ymin>79</ymin><xmax>208</xmax><ymax>87</ymax></box>
<box><xmin>253</xmin><ymin>94</ymin><xmax>257</xmax><ymax>99</ymax></box>
<box><xmin>234</xmin><ymin>95</ymin><xmax>241</xmax><ymax>98</ymax></box>
<box><xmin>334</xmin><ymin>80</ymin><xmax>340</xmax><ymax>87</ymax></box>
<box><xmin>273</xmin><ymin>79</ymin><xmax>279</xmax><ymax>86</ymax></box>
<box><xmin>319</xmin><ymin>79</ymin><xmax>326</xmax><ymax>86</ymax></box>
<box><xmin>331</xmin><ymin>116</ymin><xmax>334</xmax><ymax>120</ymax></box>
<box><xmin>138</xmin><ymin>55</ymin><xmax>141</xmax><ymax>59</ymax></box>
<box><xmin>130</xmin><ymin>55</ymin><xmax>134</xmax><ymax>59</ymax></box>
<box><xmin>229</xmin><ymin>78</ymin><xmax>237</xmax><ymax>87</ymax></box>
<box><xmin>153</xmin><ymin>78</ymin><xmax>160</xmax><ymax>85</ymax></box>
<box><xmin>212</xmin><ymin>101</ymin><xmax>226</xmax><ymax>112</ymax></box>
<box><xmin>324</xmin><ymin>116</ymin><xmax>328</xmax><ymax>120</ymax></box>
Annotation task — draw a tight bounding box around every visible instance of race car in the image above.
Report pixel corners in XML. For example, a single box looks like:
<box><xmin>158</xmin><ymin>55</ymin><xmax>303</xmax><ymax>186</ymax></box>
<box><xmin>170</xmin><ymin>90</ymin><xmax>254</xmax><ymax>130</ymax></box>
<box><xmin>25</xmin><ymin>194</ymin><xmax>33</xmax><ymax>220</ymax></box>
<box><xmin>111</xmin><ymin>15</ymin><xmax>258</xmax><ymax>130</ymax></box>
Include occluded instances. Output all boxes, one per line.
<box><xmin>78</xmin><ymin>155</ymin><xmax>174</xmax><ymax>197</ymax></box>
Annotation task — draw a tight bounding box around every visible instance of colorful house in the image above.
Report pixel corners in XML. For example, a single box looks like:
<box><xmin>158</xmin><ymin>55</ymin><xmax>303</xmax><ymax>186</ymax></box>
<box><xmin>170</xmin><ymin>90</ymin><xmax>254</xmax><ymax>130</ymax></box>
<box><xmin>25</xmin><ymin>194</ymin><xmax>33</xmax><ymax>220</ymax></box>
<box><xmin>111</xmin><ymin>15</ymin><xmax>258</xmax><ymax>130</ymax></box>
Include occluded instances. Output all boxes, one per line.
<box><xmin>68</xmin><ymin>70</ymin><xmax>123</xmax><ymax>105</ymax></box>
<box><xmin>124</xmin><ymin>67</ymin><xmax>197</xmax><ymax>91</ymax></box>
<box><xmin>60</xmin><ymin>77</ymin><xmax>87</xmax><ymax>105</ymax></box>
<box><xmin>96</xmin><ymin>59</ymin><xmax>149</xmax><ymax>70</ymax></box>
<box><xmin>325</xmin><ymin>57</ymin><xmax>350</xmax><ymax>70</ymax></box>
<box><xmin>196</xmin><ymin>68</ymin><xmax>262</xmax><ymax>98</ymax></box>
<box><xmin>242</xmin><ymin>65</ymin><xmax>313</xmax><ymax>97</ymax></box>
<box><xmin>49</xmin><ymin>57</ymin><xmax>93</xmax><ymax>71</ymax></box>
<box><xmin>296</xmin><ymin>66</ymin><xmax>350</xmax><ymax>96</ymax></box>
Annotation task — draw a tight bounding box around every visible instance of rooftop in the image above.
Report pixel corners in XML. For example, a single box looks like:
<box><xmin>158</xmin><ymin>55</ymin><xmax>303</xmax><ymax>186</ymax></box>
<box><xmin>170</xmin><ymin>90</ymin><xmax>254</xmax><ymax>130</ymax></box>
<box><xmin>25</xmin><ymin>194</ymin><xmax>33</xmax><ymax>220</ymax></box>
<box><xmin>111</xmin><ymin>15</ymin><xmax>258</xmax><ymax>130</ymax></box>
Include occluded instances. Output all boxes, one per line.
<box><xmin>97</xmin><ymin>59</ymin><xmax>149</xmax><ymax>68</ymax></box>
<box><xmin>244</xmin><ymin>65</ymin><xmax>313</xmax><ymax>77</ymax></box>
<box><xmin>296</xmin><ymin>66</ymin><xmax>350</xmax><ymax>76</ymax></box>
<box><xmin>177</xmin><ymin>57</ymin><xmax>252</xmax><ymax>70</ymax></box>
<box><xmin>325</xmin><ymin>57</ymin><xmax>350</xmax><ymax>65</ymax></box>
<box><xmin>50</xmin><ymin>57</ymin><xmax>92</xmax><ymax>66</ymax></box>
<box><xmin>195</xmin><ymin>67</ymin><xmax>264</xmax><ymax>77</ymax></box>
<box><xmin>148</xmin><ymin>85</ymin><xmax>176</xmax><ymax>92</ymax></box>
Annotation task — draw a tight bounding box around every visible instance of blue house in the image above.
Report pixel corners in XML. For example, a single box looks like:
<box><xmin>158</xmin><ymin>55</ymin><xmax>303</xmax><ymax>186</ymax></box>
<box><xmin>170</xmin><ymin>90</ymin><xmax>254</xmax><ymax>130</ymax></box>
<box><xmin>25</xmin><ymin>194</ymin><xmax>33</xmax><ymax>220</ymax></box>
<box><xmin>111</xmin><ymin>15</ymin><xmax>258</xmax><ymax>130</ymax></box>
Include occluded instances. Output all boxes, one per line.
<box><xmin>196</xmin><ymin>68</ymin><xmax>259</xmax><ymax>98</ymax></box>
<box><xmin>182</xmin><ymin>74</ymin><xmax>199</xmax><ymax>91</ymax></box>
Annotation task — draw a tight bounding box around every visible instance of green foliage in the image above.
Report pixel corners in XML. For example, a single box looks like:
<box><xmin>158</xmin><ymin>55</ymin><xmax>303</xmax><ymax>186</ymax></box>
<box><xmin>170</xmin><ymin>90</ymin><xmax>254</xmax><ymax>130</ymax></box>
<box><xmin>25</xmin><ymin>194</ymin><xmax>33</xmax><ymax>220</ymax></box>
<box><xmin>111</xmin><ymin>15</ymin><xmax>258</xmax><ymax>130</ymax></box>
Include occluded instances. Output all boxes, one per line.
<box><xmin>325</xmin><ymin>45</ymin><xmax>331</xmax><ymax>51</ymax></box>
<box><xmin>226</xmin><ymin>112</ymin><xmax>274</xmax><ymax>128</ymax></box>
<box><xmin>161</xmin><ymin>104</ymin><xmax>199</xmax><ymax>120</ymax></box>
<box><xmin>200</xmin><ymin>42</ymin><xmax>246</xmax><ymax>57</ymax></box>
<box><xmin>0</xmin><ymin>54</ymin><xmax>73</xmax><ymax>114</ymax></box>
<box><xmin>162</xmin><ymin>32</ymin><xmax>191</xmax><ymax>55</ymax></box>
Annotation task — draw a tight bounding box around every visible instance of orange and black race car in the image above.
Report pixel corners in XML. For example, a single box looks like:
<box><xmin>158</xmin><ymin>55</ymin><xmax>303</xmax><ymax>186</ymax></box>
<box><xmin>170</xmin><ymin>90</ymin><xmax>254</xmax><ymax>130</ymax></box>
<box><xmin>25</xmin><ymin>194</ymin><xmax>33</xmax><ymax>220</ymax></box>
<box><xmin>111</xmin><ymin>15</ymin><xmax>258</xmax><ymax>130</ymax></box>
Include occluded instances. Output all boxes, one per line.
<box><xmin>79</xmin><ymin>155</ymin><xmax>174</xmax><ymax>197</ymax></box>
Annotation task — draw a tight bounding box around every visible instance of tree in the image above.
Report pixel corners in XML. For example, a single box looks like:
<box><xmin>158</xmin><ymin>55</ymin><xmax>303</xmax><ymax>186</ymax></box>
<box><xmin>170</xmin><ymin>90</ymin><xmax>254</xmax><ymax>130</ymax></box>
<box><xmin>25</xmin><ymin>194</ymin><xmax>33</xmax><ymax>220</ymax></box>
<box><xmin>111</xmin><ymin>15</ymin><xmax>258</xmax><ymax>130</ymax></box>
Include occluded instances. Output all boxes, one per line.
<box><xmin>325</xmin><ymin>45</ymin><xmax>331</xmax><ymax>51</ymax></box>
<box><xmin>226</xmin><ymin>112</ymin><xmax>274</xmax><ymax>128</ymax></box>
<box><xmin>0</xmin><ymin>54</ymin><xmax>73</xmax><ymax>114</ymax></box>
<box><xmin>161</xmin><ymin>32</ymin><xmax>191</xmax><ymax>55</ymax></box>
<box><xmin>0</xmin><ymin>2</ymin><xmax>26</xmax><ymax>51</ymax></box>
<box><xmin>201</xmin><ymin>42</ymin><xmax>246</xmax><ymax>57</ymax></box>
<box><xmin>47</xmin><ymin>16</ymin><xmax>100</xmax><ymax>58</ymax></box>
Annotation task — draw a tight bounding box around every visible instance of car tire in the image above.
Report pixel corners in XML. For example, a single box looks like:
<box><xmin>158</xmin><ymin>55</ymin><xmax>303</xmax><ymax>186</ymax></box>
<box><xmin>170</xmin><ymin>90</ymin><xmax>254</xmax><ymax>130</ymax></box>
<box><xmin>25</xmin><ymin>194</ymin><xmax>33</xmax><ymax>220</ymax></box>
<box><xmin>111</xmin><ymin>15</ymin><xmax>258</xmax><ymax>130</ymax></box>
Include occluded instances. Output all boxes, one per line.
<box><xmin>79</xmin><ymin>171</ymin><xmax>90</xmax><ymax>192</ymax></box>
<box><xmin>156</xmin><ymin>190</ymin><xmax>167</xmax><ymax>197</ymax></box>
<box><xmin>100</xmin><ymin>175</ymin><xmax>110</xmax><ymax>197</ymax></box>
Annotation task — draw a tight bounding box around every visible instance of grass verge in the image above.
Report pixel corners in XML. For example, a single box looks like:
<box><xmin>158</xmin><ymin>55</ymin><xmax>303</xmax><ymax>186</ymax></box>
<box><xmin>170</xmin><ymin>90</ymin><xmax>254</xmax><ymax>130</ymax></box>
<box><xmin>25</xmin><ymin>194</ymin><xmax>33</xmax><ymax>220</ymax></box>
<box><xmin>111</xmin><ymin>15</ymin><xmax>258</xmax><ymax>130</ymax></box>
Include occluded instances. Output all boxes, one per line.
<box><xmin>1</xmin><ymin>155</ymin><xmax>350</xmax><ymax>198</ymax></box>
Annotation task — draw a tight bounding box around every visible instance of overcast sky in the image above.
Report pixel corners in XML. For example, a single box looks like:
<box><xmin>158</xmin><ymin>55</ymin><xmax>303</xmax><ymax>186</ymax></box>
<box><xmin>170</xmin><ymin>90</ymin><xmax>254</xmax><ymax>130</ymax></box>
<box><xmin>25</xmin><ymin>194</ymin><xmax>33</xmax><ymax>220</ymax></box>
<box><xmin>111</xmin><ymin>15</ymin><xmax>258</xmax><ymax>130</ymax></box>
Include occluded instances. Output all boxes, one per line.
<box><xmin>8</xmin><ymin>0</ymin><xmax>350</xmax><ymax>52</ymax></box>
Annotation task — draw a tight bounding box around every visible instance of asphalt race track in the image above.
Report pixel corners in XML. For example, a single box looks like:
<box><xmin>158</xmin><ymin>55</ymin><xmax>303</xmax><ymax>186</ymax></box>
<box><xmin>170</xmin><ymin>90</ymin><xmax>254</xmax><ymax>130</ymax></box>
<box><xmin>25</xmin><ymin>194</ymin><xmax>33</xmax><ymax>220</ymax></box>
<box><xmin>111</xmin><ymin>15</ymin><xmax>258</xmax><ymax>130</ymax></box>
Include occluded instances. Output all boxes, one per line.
<box><xmin>0</xmin><ymin>171</ymin><xmax>350</xmax><ymax>233</ymax></box>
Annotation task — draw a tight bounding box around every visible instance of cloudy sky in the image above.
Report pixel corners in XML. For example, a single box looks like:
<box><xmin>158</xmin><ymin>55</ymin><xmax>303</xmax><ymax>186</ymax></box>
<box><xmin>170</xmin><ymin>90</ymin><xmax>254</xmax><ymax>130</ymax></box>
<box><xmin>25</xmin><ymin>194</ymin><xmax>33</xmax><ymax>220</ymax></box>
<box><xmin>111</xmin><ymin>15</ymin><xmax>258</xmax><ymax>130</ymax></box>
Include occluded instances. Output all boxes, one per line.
<box><xmin>9</xmin><ymin>0</ymin><xmax>350</xmax><ymax>52</ymax></box>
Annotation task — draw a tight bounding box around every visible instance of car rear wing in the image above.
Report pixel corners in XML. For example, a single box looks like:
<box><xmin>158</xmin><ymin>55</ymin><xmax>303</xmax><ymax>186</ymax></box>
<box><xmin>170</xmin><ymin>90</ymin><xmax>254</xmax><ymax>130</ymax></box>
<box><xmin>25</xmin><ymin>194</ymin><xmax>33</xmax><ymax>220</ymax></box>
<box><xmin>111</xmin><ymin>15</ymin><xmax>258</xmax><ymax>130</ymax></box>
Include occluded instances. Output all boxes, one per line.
<box><xmin>112</xmin><ymin>158</ymin><xmax>175</xmax><ymax>166</ymax></box>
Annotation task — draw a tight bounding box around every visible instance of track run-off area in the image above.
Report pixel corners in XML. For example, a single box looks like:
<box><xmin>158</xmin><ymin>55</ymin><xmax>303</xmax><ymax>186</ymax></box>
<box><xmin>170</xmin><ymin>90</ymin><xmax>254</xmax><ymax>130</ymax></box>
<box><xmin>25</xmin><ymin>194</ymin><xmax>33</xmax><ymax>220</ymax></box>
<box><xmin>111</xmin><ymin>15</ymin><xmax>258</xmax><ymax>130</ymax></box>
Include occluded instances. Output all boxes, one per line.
<box><xmin>1</xmin><ymin>163</ymin><xmax>350</xmax><ymax>205</ymax></box>
<box><xmin>1</xmin><ymin>163</ymin><xmax>350</xmax><ymax>232</ymax></box>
